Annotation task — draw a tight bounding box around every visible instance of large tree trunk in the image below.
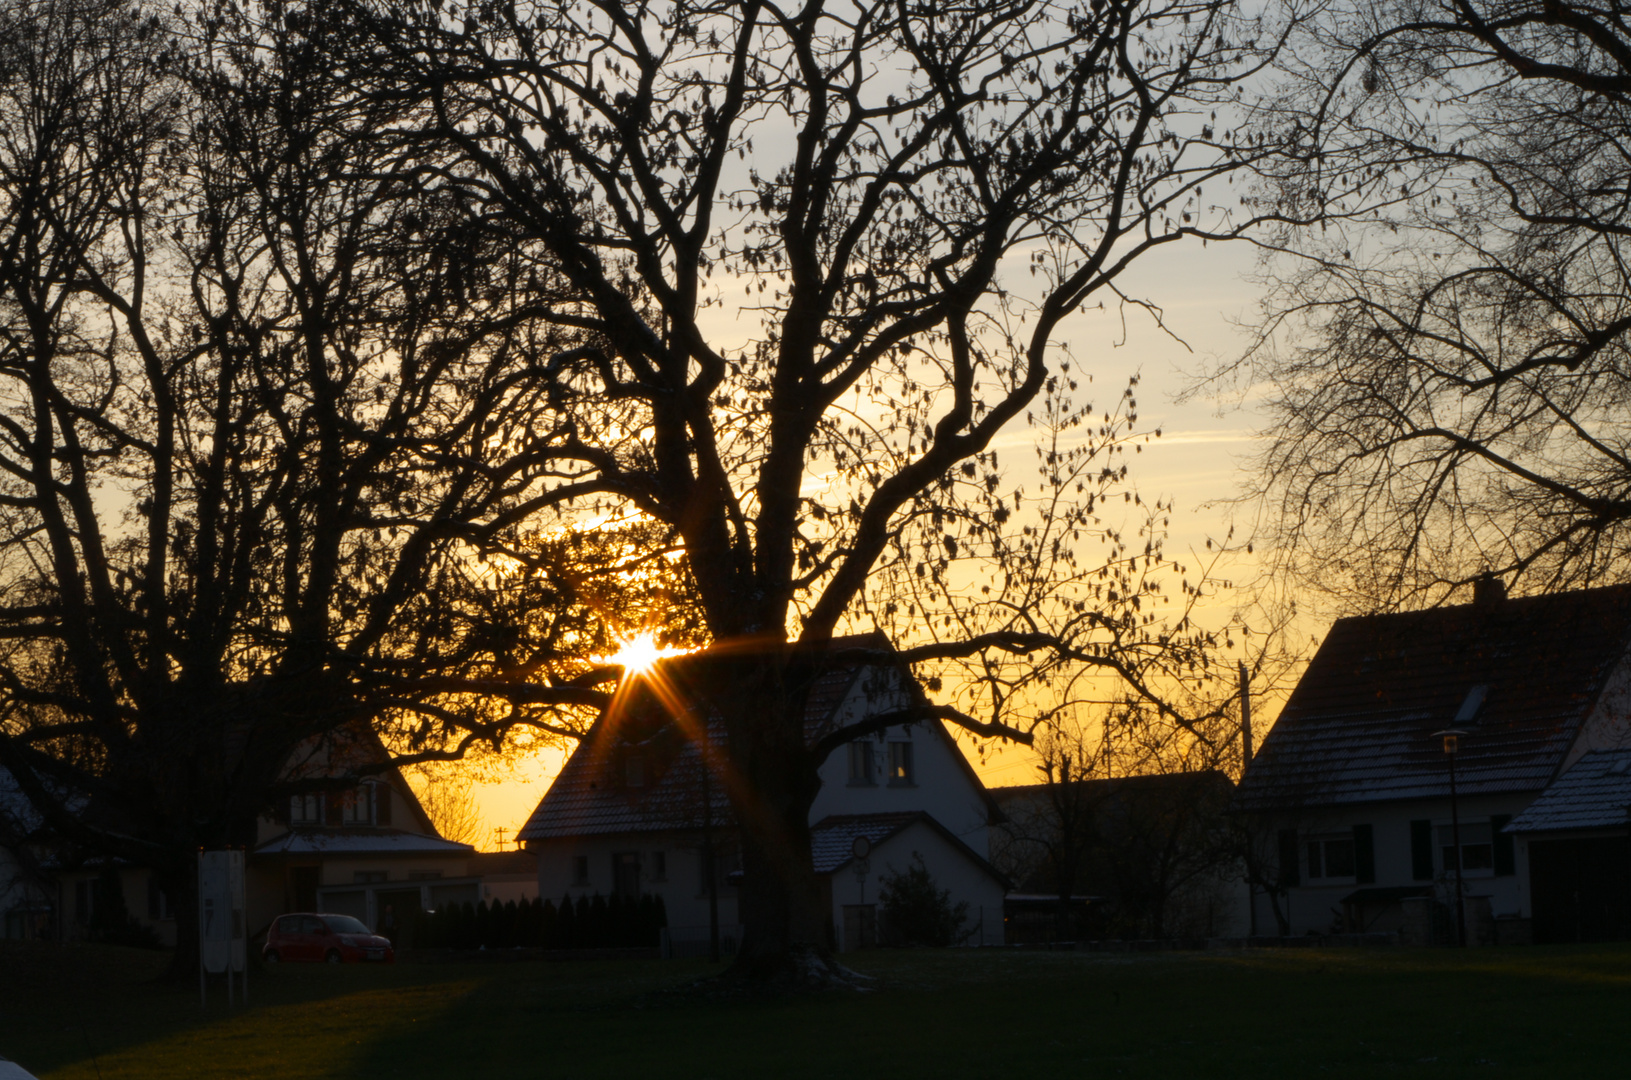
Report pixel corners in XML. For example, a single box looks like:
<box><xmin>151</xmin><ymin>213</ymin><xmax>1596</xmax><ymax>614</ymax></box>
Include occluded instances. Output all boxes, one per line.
<box><xmin>713</xmin><ymin>653</ymin><xmax>860</xmax><ymax>988</ymax></box>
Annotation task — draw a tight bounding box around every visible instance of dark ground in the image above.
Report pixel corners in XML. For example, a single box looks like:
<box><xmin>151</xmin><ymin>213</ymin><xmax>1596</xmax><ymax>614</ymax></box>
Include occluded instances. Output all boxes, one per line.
<box><xmin>1</xmin><ymin>940</ymin><xmax>1627</xmax><ymax>1078</ymax></box>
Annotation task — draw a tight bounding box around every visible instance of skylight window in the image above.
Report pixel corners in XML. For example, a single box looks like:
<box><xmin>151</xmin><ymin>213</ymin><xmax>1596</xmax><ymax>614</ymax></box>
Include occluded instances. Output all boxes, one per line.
<box><xmin>1454</xmin><ymin>685</ymin><xmax>1488</xmax><ymax>725</ymax></box>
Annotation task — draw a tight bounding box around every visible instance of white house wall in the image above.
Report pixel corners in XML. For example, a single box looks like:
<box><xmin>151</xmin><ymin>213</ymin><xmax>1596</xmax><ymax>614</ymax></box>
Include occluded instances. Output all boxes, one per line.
<box><xmin>834</xmin><ymin>820</ymin><xmax>1006</xmax><ymax>950</ymax></box>
<box><xmin>808</xmin><ymin>669</ymin><xmax>992</xmax><ymax>857</ymax></box>
<box><xmin>1562</xmin><ymin>647</ymin><xmax>1631</xmax><ymax>770</ymax></box>
<box><xmin>531</xmin><ymin>834</ymin><xmax>738</xmax><ymax>936</ymax></box>
<box><xmin>1257</xmin><ymin>793</ymin><xmax>1534</xmax><ymax>937</ymax></box>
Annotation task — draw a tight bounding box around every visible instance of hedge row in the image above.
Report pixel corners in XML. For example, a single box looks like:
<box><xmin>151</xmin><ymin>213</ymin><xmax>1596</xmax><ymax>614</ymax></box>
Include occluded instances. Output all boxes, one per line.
<box><xmin>414</xmin><ymin>892</ymin><xmax>667</xmax><ymax>950</ymax></box>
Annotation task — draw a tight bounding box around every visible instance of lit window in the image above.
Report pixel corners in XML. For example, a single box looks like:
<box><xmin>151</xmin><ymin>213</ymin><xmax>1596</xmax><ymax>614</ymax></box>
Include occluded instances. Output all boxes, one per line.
<box><xmin>888</xmin><ymin>742</ymin><xmax>915</xmax><ymax>786</ymax></box>
<box><xmin>1306</xmin><ymin>835</ymin><xmax>1356</xmax><ymax>880</ymax></box>
<box><xmin>1439</xmin><ymin>822</ymin><xmax>1494</xmax><ymax>872</ymax></box>
<box><xmin>848</xmin><ymin>742</ymin><xmax>876</xmax><ymax>785</ymax></box>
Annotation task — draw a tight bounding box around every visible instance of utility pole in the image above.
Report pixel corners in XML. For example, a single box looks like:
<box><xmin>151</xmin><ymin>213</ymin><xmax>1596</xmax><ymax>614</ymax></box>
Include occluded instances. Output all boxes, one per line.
<box><xmin>701</xmin><ymin>717</ymin><xmax>720</xmax><ymax>964</ymax></box>
<box><xmin>1238</xmin><ymin>660</ymin><xmax>1254</xmax><ymax>767</ymax></box>
<box><xmin>1240</xmin><ymin>660</ymin><xmax>1257</xmax><ymax>937</ymax></box>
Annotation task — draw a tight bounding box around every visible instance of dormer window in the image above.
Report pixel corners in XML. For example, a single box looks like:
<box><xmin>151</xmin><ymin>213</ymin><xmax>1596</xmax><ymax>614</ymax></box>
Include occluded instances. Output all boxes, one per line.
<box><xmin>340</xmin><ymin>784</ymin><xmax>376</xmax><ymax>825</ymax></box>
<box><xmin>290</xmin><ymin>794</ymin><xmax>322</xmax><ymax>826</ymax></box>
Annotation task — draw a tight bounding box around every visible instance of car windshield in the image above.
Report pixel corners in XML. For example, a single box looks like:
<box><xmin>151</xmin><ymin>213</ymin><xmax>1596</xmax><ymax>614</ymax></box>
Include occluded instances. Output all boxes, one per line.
<box><xmin>322</xmin><ymin>915</ymin><xmax>371</xmax><ymax>935</ymax></box>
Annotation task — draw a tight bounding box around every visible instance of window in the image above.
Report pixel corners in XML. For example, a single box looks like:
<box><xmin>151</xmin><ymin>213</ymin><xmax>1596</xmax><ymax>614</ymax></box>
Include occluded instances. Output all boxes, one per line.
<box><xmin>290</xmin><ymin>794</ymin><xmax>322</xmax><ymax>826</ymax></box>
<box><xmin>341</xmin><ymin>785</ymin><xmax>375</xmax><ymax>825</ymax></box>
<box><xmin>887</xmin><ymin>741</ymin><xmax>915</xmax><ymax>786</ymax></box>
<box><xmin>1306</xmin><ymin>835</ymin><xmax>1356</xmax><ymax>880</ymax></box>
<box><xmin>848</xmin><ymin>741</ymin><xmax>876</xmax><ymax>785</ymax></box>
<box><xmin>408</xmin><ymin>870</ymin><xmax>443</xmax><ymax>881</ymax></box>
<box><xmin>354</xmin><ymin>870</ymin><xmax>387</xmax><ymax>884</ymax></box>
<box><xmin>651</xmin><ymin>851</ymin><xmax>667</xmax><ymax>881</ymax></box>
<box><xmin>1439</xmin><ymin>822</ymin><xmax>1495</xmax><ymax>873</ymax></box>
<box><xmin>572</xmin><ymin>855</ymin><xmax>590</xmax><ymax>886</ymax></box>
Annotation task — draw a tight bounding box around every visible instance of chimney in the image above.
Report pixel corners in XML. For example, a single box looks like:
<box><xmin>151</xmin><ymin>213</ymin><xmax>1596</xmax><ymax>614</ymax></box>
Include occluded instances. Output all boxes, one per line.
<box><xmin>1473</xmin><ymin>572</ymin><xmax>1506</xmax><ymax>609</ymax></box>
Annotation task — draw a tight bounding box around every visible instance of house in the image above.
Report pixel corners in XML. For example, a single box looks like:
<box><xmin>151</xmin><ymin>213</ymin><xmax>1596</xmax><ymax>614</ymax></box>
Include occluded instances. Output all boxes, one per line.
<box><xmin>5</xmin><ymin>725</ymin><xmax>482</xmax><ymax>948</ymax></box>
<box><xmin>516</xmin><ymin>638</ymin><xmax>1010</xmax><ymax>951</ymax></box>
<box><xmin>1234</xmin><ymin>580</ymin><xmax>1631</xmax><ymax>941</ymax></box>
<box><xmin>245</xmin><ymin>724</ymin><xmax>479</xmax><ymax>940</ymax></box>
<box><xmin>0</xmin><ymin>769</ymin><xmax>53</xmax><ymax>941</ymax></box>
<box><xmin>1504</xmin><ymin>748</ymin><xmax>1631</xmax><ymax>942</ymax></box>
<box><xmin>469</xmin><ymin>850</ymin><xmax>541</xmax><ymax>907</ymax></box>
<box><xmin>991</xmin><ymin>771</ymin><xmax>1249</xmax><ymax>941</ymax></box>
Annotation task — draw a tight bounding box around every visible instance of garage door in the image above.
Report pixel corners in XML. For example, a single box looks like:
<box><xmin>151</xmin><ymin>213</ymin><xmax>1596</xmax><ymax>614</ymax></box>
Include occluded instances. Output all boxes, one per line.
<box><xmin>1529</xmin><ymin>836</ymin><xmax>1631</xmax><ymax>943</ymax></box>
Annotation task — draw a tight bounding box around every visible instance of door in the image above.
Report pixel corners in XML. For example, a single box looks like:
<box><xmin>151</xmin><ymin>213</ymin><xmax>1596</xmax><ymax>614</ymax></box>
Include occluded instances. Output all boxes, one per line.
<box><xmin>289</xmin><ymin>865</ymin><xmax>319</xmax><ymax>914</ymax></box>
<box><xmin>613</xmin><ymin>852</ymin><xmax>641</xmax><ymax>899</ymax></box>
<box><xmin>376</xmin><ymin>888</ymin><xmax>422</xmax><ymax>946</ymax></box>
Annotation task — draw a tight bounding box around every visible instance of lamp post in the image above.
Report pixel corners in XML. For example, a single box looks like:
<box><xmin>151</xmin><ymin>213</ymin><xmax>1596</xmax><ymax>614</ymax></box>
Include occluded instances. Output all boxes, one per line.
<box><xmin>1435</xmin><ymin>728</ymin><xmax>1468</xmax><ymax>947</ymax></box>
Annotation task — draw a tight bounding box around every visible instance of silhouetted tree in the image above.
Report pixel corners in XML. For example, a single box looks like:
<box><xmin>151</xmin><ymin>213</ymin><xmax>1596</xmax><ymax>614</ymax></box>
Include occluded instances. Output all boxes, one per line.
<box><xmin>0</xmin><ymin>0</ymin><xmax>670</xmax><ymax>977</ymax></box>
<box><xmin>1227</xmin><ymin>1</ymin><xmax>1631</xmax><ymax>607</ymax></box>
<box><xmin>333</xmin><ymin>0</ymin><xmax>1297</xmax><ymax>984</ymax></box>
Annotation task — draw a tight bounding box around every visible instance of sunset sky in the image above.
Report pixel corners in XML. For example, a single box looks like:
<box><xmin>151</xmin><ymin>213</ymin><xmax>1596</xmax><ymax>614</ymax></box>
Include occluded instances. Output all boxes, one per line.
<box><xmin>456</xmin><ymin>236</ymin><xmax>1282</xmax><ymax>851</ymax></box>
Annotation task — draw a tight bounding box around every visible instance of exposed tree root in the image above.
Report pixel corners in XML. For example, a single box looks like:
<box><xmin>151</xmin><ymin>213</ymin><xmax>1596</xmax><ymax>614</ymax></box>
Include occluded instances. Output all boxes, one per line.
<box><xmin>655</xmin><ymin>944</ymin><xmax>877</xmax><ymax>1001</ymax></box>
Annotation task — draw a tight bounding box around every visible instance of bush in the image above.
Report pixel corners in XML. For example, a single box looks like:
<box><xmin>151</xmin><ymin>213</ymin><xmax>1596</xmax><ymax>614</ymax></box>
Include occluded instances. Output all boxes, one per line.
<box><xmin>877</xmin><ymin>855</ymin><xmax>968</xmax><ymax>947</ymax></box>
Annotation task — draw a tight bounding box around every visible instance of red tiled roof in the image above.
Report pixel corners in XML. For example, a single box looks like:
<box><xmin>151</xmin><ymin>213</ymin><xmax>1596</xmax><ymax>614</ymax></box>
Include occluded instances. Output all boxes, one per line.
<box><xmin>1235</xmin><ymin>586</ymin><xmax>1631</xmax><ymax>811</ymax></box>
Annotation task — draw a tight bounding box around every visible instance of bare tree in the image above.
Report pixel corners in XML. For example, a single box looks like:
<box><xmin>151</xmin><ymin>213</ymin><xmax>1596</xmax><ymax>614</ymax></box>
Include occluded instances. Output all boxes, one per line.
<box><xmin>1221</xmin><ymin>1</ymin><xmax>1631</xmax><ymax>609</ymax></box>
<box><xmin>0</xmin><ymin>0</ymin><xmax>660</xmax><ymax>975</ymax></box>
<box><xmin>330</xmin><ymin>0</ymin><xmax>1298</xmax><ymax>981</ymax></box>
<box><xmin>407</xmin><ymin>766</ymin><xmax>486</xmax><ymax>849</ymax></box>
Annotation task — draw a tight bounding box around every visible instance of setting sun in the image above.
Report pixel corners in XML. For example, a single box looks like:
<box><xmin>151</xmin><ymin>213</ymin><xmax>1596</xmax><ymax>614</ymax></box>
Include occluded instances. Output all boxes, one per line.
<box><xmin>607</xmin><ymin>632</ymin><xmax>684</xmax><ymax>677</ymax></box>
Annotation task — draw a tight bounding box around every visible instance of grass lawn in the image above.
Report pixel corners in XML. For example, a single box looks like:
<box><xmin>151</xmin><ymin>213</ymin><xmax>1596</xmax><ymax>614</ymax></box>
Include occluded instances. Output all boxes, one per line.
<box><xmin>2</xmin><ymin>941</ymin><xmax>1629</xmax><ymax>1079</ymax></box>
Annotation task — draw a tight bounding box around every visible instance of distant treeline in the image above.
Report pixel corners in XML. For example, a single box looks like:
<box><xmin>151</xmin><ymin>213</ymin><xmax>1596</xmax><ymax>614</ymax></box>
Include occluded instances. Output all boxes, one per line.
<box><xmin>414</xmin><ymin>893</ymin><xmax>668</xmax><ymax>950</ymax></box>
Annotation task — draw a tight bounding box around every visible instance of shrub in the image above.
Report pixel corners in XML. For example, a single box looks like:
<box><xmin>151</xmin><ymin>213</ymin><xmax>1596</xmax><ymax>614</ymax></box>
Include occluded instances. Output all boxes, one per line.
<box><xmin>877</xmin><ymin>855</ymin><xmax>969</xmax><ymax>947</ymax></box>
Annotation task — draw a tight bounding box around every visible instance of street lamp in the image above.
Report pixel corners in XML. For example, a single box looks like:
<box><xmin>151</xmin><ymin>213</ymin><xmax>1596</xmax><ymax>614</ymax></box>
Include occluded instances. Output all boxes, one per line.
<box><xmin>1434</xmin><ymin>728</ymin><xmax>1468</xmax><ymax>947</ymax></box>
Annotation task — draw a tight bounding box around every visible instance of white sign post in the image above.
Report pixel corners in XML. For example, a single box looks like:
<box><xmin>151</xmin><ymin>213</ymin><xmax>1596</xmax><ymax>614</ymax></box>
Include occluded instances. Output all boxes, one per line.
<box><xmin>197</xmin><ymin>849</ymin><xmax>248</xmax><ymax>1007</ymax></box>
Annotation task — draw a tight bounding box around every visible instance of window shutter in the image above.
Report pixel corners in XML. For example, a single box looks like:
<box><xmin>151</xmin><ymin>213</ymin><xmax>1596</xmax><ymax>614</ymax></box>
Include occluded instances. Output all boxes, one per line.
<box><xmin>1491</xmin><ymin>814</ymin><xmax>1515</xmax><ymax>876</ymax></box>
<box><xmin>1277</xmin><ymin>828</ymin><xmax>1300</xmax><ymax>887</ymax></box>
<box><xmin>1352</xmin><ymin>823</ymin><xmax>1376</xmax><ymax>884</ymax></box>
<box><xmin>374</xmin><ymin>782</ymin><xmax>392</xmax><ymax>826</ymax></box>
<box><xmin>1410</xmin><ymin>819</ymin><xmax>1434</xmax><ymax>880</ymax></box>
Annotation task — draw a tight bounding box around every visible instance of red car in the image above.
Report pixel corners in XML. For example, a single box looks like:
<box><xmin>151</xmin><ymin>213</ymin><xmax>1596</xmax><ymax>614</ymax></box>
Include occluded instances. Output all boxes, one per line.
<box><xmin>263</xmin><ymin>912</ymin><xmax>395</xmax><ymax>964</ymax></box>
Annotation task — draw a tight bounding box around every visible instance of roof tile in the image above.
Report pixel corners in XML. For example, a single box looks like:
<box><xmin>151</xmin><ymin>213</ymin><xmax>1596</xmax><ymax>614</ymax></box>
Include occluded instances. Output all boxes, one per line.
<box><xmin>1236</xmin><ymin>586</ymin><xmax>1631</xmax><ymax>811</ymax></box>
